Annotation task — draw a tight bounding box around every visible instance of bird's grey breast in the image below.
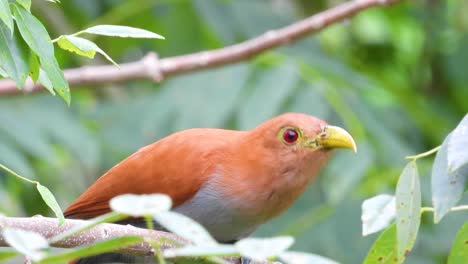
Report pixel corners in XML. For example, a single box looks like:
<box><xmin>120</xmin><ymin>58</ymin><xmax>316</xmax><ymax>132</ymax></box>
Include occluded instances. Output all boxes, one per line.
<box><xmin>173</xmin><ymin>179</ymin><xmax>258</xmax><ymax>242</ymax></box>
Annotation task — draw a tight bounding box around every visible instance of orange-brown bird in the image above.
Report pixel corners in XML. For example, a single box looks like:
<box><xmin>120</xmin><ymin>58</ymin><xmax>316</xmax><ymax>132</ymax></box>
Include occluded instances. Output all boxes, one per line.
<box><xmin>65</xmin><ymin>113</ymin><xmax>356</xmax><ymax>263</ymax></box>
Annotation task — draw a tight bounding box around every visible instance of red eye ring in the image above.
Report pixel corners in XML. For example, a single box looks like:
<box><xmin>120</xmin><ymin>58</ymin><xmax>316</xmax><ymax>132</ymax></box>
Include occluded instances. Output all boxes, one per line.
<box><xmin>283</xmin><ymin>129</ymin><xmax>298</xmax><ymax>143</ymax></box>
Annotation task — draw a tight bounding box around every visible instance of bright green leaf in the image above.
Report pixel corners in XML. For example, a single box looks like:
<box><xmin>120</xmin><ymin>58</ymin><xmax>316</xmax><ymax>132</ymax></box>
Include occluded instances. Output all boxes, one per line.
<box><xmin>361</xmin><ymin>194</ymin><xmax>396</xmax><ymax>236</ymax></box>
<box><xmin>110</xmin><ymin>194</ymin><xmax>172</xmax><ymax>217</ymax></box>
<box><xmin>363</xmin><ymin>224</ymin><xmax>403</xmax><ymax>264</ymax></box>
<box><xmin>36</xmin><ymin>183</ymin><xmax>65</xmax><ymax>225</ymax></box>
<box><xmin>40</xmin><ymin>236</ymin><xmax>144</xmax><ymax>264</ymax></box>
<box><xmin>0</xmin><ymin>0</ymin><xmax>14</xmax><ymax>33</ymax></box>
<box><xmin>154</xmin><ymin>211</ymin><xmax>217</xmax><ymax>246</ymax></box>
<box><xmin>448</xmin><ymin>114</ymin><xmax>468</xmax><ymax>172</ymax></box>
<box><xmin>164</xmin><ymin>245</ymin><xmax>238</xmax><ymax>258</ymax></box>
<box><xmin>432</xmin><ymin>135</ymin><xmax>468</xmax><ymax>223</ymax></box>
<box><xmin>83</xmin><ymin>25</ymin><xmax>164</xmax><ymax>39</ymax></box>
<box><xmin>280</xmin><ymin>251</ymin><xmax>340</xmax><ymax>264</ymax></box>
<box><xmin>395</xmin><ymin>161</ymin><xmax>421</xmax><ymax>261</ymax></box>
<box><xmin>29</xmin><ymin>52</ymin><xmax>40</xmax><ymax>83</ymax></box>
<box><xmin>15</xmin><ymin>0</ymin><xmax>31</xmax><ymax>11</ymax></box>
<box><xmin>2</xmin><ymin>228</ymin><xmax>48</xmax><ymax>261</ymax></box>
<box><xmin>57</xmin><ymin>35</ymin><xmax>119</xmax><ymax>67</ymax></box>
<box><xmin>235</xmin><ymin>236</ymin><xmax>294</xmax><ymax>261</ymax></box>
<box><xmin>0</xmin><ymin>249</ymin><xmax>18</xmax><ymax>261</ymax></box>
<box><xmin>448</xmin><ymin>221</ymin><xmax>468</xmax><ymax>264</ymax></box>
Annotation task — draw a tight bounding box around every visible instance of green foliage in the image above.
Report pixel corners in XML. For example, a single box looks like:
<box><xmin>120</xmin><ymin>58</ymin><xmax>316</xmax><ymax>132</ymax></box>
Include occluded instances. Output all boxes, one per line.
<box><xmin>0</xmin><ymin>0</ymin><xmax>163</xmax><ymax>104</ymax></box>
<box><xmin>362</xmin><ymin>115</ymin><xmax>468</xmax><ymax>263</ymax></box>
<box><xmin>0</xmin><ymin>1</ymin><xmax>467</xmax><ymax>263</ymax></box>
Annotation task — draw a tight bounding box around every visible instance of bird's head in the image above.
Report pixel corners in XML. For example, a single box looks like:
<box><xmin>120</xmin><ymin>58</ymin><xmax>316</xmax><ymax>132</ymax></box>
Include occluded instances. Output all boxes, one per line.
<box><xmin>249</xmin><ymin>112</ymin><xmax>356</xmax><ymax>157</ymax></box>
<box><xmin>231</xmin><ymin>112</ymin><xmax>357</xmax><ymax>218</ymax></box>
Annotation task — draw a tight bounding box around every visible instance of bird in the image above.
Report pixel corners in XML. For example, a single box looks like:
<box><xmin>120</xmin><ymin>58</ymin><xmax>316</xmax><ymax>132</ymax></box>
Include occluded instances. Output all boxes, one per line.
<box><xmin>64</xmin><ymin>112</ymin><xmax>356</xmax><ymax>263</ymax></box>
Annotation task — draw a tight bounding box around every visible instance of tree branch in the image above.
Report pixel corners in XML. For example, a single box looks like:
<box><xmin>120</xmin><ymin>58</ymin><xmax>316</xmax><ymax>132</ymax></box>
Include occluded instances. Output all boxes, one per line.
<box><xmin>0</xmin><ymin>216</ymin><xmax>183</xmax><ymax>256</ymax></box>
<box><xmin>0</xmin><ymin>216</ymin><xmax>261</xmax><ymax>264</ymax></box>
<box><xmin>0</xmin><ymin>0</ymin><xmax>402</xmax><ymax>95</ymax></box>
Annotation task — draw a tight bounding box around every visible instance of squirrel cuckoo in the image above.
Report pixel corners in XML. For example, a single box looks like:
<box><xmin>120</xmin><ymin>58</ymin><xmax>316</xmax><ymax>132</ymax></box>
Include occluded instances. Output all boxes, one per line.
<box><xmin>65</xmin><ymin>112</ymin><xmax>356</xmax><ymax>263</ymax></box>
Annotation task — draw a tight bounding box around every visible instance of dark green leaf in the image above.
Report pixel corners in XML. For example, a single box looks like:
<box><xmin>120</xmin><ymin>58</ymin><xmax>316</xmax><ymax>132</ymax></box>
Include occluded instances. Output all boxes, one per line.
<box><xmin>0</xmin><ymin>0</ymin><xmax>14</xmax><ymax>33</ymax></box>
<box><xmin>448</xmin><ymin>114</ymin><xmax>468</xmax><ymax>172</ymax></box>
<box><xmin>36</xmin><ymin>183</ymin><xmax>65</xmax><ymax>225</ymax></box>
<box><xmin>395</xmin><ymin>162</ymin><xmax>421</xmax><ymax>260</ymax></box>
<box><xmin>0</xmin><ymin>23</ymin><xmax>28</xmax><ymax>87</ymax></box>
<box><xmin>83</xmin><ymin>25</ymin><xmax>164</xmax><ymax>39</ymax></box>
<box><xmin>40</xmin><ymin>236</ymin><xmax>144</xmax><ymax>264</ymax></box>
<box><xmin>448</xmin><ymin>221</ymin><xmax>468</xmax><ymax>264</ymax></box>
<box><xmin>2</xmin><ymin>228</ymin><xmax>48</xmax><ymax>261</ymax></box>
<box><xmin>12</xmin><ymin>4</ymin><xmax>70</xmax><ymax>104</ymax></box>
<box><xmin>432</xmin><ymin>135</ymin><xmax>468</xmax><ymax>223</ymax></box>
<box><xmin>235</xmin><ymin>237</ymin><xmax>294</xmax><ymax>261</ymax></box>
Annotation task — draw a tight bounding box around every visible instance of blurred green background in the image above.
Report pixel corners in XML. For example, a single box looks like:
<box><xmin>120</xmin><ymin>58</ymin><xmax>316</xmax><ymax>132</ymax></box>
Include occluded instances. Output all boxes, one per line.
<box><xmin>0</xmin><ymin>0</ymin><xmax>467</xmax><ymax>263</ymax></box>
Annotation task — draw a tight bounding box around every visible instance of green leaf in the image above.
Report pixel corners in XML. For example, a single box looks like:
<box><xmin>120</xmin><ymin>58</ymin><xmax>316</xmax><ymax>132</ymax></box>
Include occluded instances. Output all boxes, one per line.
<box><xmin>83</xmin><ymin>25</ymin><xmax>164</xmax><ymax>39</ymax></box>
<box><xmin>0</xmin><ymin>249</ymin><xmax>18</xmax><ymax>261</ymax></box>
<box><xmin>235</xmin><ymin>236</ymin><xmax>294</xmax><ymax>261</ymax></box>
<box><xmin>164</xmin><ymin>245</ymin><xmax>238</xmax><ymax>258</ymax></box>
<box><xmin>395</xmin><ymin>161</ymin><xmax>421</xmax><ymax>261</ymax></box>
<box><xmin>361</xmin><ymin>194</ymin><xmax>396</xmax><ymax>236</ymax></box>
<box><xmin>432</xmin><ymin>135</ymin><xmax>468</xmax><ymax>223</ymax></box>
<box><xmin>50</xmin><ymin>212</ymin><xmax>126</xmax><ymax>244</ymax></box>
<box><xmin>279</xmin><ymin>251</ymin><xmax>340</xmax><ymax>264</ymax></box>
<box><xmin>39</xmin><ymin>57</ymin><xmax>70</xmax><ymax>104</ymax></box>
<box><xmin>39</xmin><ymin>236</ymin><xmax>144</xmax><ymax>264</ymax></box>
<box><xmin>37</xmin><ymin>68</ymin><xmax>55</xmax><ymax>95</ymax></box>
<box><xmin>448</xmin><ymin>114</ymin><xmax>468</xmax><ymax>172</ymax></box>
<box><xmin>363</xmin><ymin>224</ymin><xmax>402</xmax><ymax>264</ymax></box>
<box><xmin>0</xmin><ymin>23</ymin><xmax>29</xmax><ymax>87</ymax></box>
<box><xmin>2</xmin><ymin>228</ymin><xmax>49</xmax><ymax>261</ymax></box>
<box><xmin>0</xmin><ymin>66</ymin><xmax>8</xmax><ymax>77</ymax></box>
<box><xmin>36</xmin><ymin>183</ymin><xmax>65</xmax><ymax>225</ymax></box>
<box><xmin>154</xmin><ymin>211</ymin><xmax>217</xmax><ymax>246</ymax></box>
<box><xmin>109</xmin><ymin>194</ymin><xmax>172</xmax><ymax>217</ymax></box>
<box><xmin>12</xmin><ymin>4</ymin><xmax>70</xmax><ymax>104</ymax></box>
<box><xmin>448</xmin><ymin>221</ymin><xmax>468</xmax><ymax>264</ymax></box>
<box><xmin>57</xmin><ymin>35</ymin><xmax>118</xmax><ymax>67</ymax></box>
<box><xmin>0</xmin><ymin>0</ymin><xmax>14</xmax><ymax>33</ymax></box>
<box><xmin>29</xmin><ymin>52</ymin><xmax>40</xmax><ymax>83</ymax></box>
<box><xmin>15</xmin><ymin>0</ymin><xmax>31</xmax><ymax>11</ymax></box>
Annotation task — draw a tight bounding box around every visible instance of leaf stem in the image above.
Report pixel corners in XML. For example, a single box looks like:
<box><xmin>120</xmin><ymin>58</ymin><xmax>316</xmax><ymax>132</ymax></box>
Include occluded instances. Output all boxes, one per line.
<box><xmin>406</xmin><ymin>145</ymin><xmax>441</xmax><ymax>160</ymax></box>
<box><xmin>0</xmin><ymin>163</ymin><xmax>37</xmax><ymax>184</ymax></box>
<box><xmin>421</xmin><ymin>205</ymin><xmax>468</xmax><ymax>214</ymax></box>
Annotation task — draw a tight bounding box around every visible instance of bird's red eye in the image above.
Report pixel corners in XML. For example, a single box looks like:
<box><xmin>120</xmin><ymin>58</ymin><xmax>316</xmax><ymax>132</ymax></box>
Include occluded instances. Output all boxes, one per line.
<box><xmin>283</xmin><ymin>129</ymin><xmax>298</xmax><ymax>143</ymax></box>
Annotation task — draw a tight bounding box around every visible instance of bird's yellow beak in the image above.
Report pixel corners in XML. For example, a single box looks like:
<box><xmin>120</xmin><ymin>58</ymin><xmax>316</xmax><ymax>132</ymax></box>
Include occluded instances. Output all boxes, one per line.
<box><xmin>312</xmin><ymin>125</ymin><xmax>357</xmax><ymax>153</ymax></box>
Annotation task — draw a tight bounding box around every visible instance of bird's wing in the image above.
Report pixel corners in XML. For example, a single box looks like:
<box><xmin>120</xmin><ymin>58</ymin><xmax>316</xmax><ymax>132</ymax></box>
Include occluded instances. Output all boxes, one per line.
<box><xmin>65</xmin><ymin>129</ymin><xmax>233</xmax><ymax>219</ymax></box>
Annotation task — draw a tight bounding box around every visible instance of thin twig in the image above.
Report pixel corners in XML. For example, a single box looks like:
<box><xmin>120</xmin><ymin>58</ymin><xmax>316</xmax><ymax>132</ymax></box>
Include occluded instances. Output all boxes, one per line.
<box><xmin>0</xmin><ymin>0</ymin><xmax>402</xmax><ymax>95</ymax></box>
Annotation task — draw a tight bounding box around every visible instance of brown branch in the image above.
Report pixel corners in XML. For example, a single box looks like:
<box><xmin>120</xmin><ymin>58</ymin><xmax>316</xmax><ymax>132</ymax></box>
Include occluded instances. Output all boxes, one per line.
<box><xmin>0</xmin><ymin>216</ymin><xmax>266</xmax><ymax>264</ymax></box>
<box><xmin>0</xmin><ymin>216</ymin><xmax>183</xmax><ymax>256</ymax></box>
<box><xmin>0</xmin><ymin>0</ymin><xmax>402</xmax><ymax>95</ymax></box>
